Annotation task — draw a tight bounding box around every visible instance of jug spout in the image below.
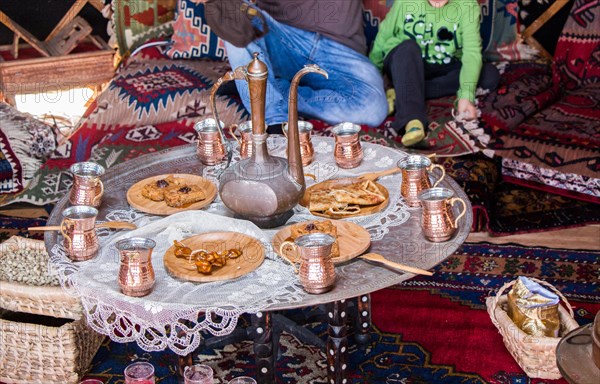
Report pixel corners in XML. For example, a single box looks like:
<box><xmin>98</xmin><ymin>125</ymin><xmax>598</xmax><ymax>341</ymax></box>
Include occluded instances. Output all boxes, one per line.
<box><xmin>287</xmin><ymin>65</ymin><xmax>328</xmax><ymax>186</ymax></box>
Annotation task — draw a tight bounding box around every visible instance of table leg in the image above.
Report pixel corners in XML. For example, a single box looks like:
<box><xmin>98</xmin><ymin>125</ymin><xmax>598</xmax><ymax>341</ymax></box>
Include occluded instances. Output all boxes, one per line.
<box><xmin>354</xmin><ymin>294</ymin><xmax>371</xmax><ymax>348</ymax></box>
<box><xmin>251</xmin><ymin>311</ymin><xmax>275</xmax><ymax>384</ymax></box>
<box><xmin>326</xmin><ymin>300</ymin><xmax>348</xmax><ymax>384</ymax></box>
<box><xmin>177</xmin><ymin>354</ymin><xmax>193</xmax><ymax>377</ymax></box>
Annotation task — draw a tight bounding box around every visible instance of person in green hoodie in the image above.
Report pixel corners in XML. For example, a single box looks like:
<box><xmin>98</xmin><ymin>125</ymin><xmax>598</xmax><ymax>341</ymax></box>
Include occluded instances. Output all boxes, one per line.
<box><xmin>369</xmin><ymin>0</ymin><xmax>499</xmax><ymax>147</ymax></box>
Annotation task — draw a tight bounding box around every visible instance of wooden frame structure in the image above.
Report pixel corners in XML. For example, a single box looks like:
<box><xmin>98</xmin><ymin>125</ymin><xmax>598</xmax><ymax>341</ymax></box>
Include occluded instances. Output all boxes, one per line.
<box><xmin>0</xmin><ymin>0</ymin><xmax>114</xmax><ymax>106</ymax></box>
<box><xmin>520</xmin><ymin>0</ymin><xmax>572</xmax><ymax>60</ymax></box>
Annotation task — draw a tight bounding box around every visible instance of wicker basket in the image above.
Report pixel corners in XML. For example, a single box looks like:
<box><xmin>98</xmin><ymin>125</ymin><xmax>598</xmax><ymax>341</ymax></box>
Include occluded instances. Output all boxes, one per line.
<box><xmin>0</xmin><ymin>236</ymin><xmax>104</xmax><ymax>383</ymax></box>
<box><xmin>486</xmin><ymin>277</ymin><xmax>579</xmax><ymax>380</ymax></box>
<box><xmin>0</xmin><ymin>236</ymin><xmax>82</xmax><ymax>319</ymax></box>
<box><xmin>0</xmin><ymin>309</ymin><xmax>105</xmax><ymax>384</ymax></box>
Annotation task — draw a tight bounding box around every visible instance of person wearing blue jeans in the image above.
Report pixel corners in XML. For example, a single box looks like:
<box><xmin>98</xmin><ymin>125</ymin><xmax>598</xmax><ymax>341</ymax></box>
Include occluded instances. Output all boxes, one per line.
<box><xmin>222</xmin><ymin>0</ymin><xmax>388</xmax><ymax>133</ymax></box>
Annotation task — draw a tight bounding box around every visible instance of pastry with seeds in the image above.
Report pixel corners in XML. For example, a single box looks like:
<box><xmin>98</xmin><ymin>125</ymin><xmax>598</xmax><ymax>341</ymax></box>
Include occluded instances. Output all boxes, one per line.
<box><xmin>164</xmin><ymin>185</ymin><xmax>206</xmax><ymax>207</ymax></box>
<box><xmin>141</xmin><ymin>176</ymin><xmax>183</xmax><ymax>201</ymax></box>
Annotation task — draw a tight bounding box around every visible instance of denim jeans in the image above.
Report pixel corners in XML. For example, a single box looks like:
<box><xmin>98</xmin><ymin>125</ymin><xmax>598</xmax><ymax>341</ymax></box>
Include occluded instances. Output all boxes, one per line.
<box><xmin>225</xmin><ymin>11</ymin><xmax>387</xmax><ymax>127</ymax></box>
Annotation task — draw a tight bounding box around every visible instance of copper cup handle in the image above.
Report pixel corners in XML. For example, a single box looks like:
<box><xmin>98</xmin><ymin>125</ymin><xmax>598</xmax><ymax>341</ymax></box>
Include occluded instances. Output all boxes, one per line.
<box><xmin>228</xmin><ymin>124</ymin><xmax>241</xmax><ymax>146</ymax></box>
<box><xmin>278</xmin><ymin>241</ymin><xmax>301</xmax><ymax>273</ymax></box>
<box><xmin>449</xmin><ymin>197</ymin><xmax>467</xmax><ymax>229</ymax></box>
<box><xmin>429</xmin><ymin>164</ymin><xmax>446</xmax><ymax>187</ymax></box>
<box><xmin>60</xmin><ymin>218</ymin><xmax>73</xmax><ymax>251</ymax></box>
<box><xmin>92</xmin><ymin>179</ymin><xmax>104</xmax><ymax>206</ymax></box>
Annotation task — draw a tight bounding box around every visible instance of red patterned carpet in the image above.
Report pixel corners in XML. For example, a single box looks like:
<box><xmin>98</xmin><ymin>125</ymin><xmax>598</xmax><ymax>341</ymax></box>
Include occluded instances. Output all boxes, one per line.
<box><xmin>73</xmin><ymin>243</ymin><xmax>599</xmax><ymax>384</ymax></box>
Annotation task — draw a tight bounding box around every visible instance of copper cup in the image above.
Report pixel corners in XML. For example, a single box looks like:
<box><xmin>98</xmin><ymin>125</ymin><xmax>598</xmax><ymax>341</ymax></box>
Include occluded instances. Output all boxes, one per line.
<box><xmin>280</xmin><ymin>233</ymin><xmax>336</xmax><ymax>294</ymax></box>
<box><xmin>398</xmin><ymin>155</ymin><xmax>446</xmax><ymax>207</ymax></box>
<box><xmin>194</xmin><ymin>118</ymin><xmax>226</xmax><ymax>165</ymax></box>
<box><xmin>418</xmin><ymin>187</ymin><xmax>467</xmax><ymax>242</ymax></box>
<box><xmin>116</xmin><ymin>237</ymin><xmax>156</xmax><ymax>297</ymax></box>
<box><xmin>283</xmin><ymin>121</ymin><xmax>315</xmax><ymax>166</ymax></box>
<box><xmin>332</xmin><ymin>122</ymin><xmax>363</xmax><ymax>169</ymax></box>
<box><xmin>69</xmin><ymin>162</ymin><xmax>105</xmax><ymax>207</ymax></box>
<box><xmin>230</xmin><ymin>121</ymin><xmax>253</xmax><ymax>159</ymax></box>
<box><xmin>60</xmin><ymin>205</ymin><xmax>99</xmax><ymax>262</ymax></box>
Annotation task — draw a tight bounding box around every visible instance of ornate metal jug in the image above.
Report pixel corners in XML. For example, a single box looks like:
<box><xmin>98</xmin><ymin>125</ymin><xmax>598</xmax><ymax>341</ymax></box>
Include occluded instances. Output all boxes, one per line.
<box><xmin>209</xmin><ymin>53</ymin><xmax>327</xmax><ymax>228</ymax></box>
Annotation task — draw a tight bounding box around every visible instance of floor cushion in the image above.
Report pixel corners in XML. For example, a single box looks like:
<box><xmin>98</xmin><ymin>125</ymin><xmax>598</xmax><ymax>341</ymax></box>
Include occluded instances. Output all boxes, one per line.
<box><xmin>481</xmin><ymin>0</ymin><xmax>600</xmax><ymax>202</ymax></box>
<box><xmin>0</xmin><ymin>103</ymin><xmax>56</xmax><ymax>197</ymax></box>
<box><xmin>496</xmin><ymin>84</ymin><xmax>600</xmax><ymax>202</ymax></box>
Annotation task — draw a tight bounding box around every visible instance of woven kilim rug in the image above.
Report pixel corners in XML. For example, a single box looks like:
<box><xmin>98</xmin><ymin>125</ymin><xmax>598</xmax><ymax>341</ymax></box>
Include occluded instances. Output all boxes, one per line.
<box><xmin>2</xmin><ymin>42</ymin><xmax>598</xmax><ymax>234</ymax></box>
<box><xmin>1</xmin><ymin>117</ymin><xmax>598</xmax><ymax>237</ymax></box>
<box><xmin>76</xmin><ymin>243</ymin><xmax>599</xmax><ymax>384</ymax></box>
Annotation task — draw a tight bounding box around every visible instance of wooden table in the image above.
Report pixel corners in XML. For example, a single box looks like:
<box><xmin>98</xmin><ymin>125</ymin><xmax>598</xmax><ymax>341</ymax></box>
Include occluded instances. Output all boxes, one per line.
<box><xmin>44</xmin><ymin>140</ymin><xmax>472</xmax><ymax>383</ymax></box>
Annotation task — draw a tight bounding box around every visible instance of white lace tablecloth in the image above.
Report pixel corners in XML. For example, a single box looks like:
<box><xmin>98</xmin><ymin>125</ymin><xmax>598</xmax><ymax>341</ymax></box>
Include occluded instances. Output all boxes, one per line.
<box><xmin>49</xmin><ymin>136</ymin><xmax>412</xmax><ymax>355</ymax></box>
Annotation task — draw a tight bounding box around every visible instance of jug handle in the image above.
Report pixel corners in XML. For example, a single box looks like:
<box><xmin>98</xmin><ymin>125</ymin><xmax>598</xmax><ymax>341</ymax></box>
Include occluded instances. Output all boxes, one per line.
<box><xmin>429</xmin><ymin>164</ymin><xmax>446</xmax><ymax>187</ymax></box>
<box><xmin>228</xmin><ymin>124</ymin><xmax>241</xmax><ymax>146</ymax></box>
<box><xmin>92</xmin><ymin>179</ymin><xmax>104</xmax><ymax>206</ymax></box>
<box><xmin>60</xmin><ymin>218</ymin><xmax>73</xmax><ymax>251</ymax></box>
<box><xmin>210</xmin><ymin>66</ymin><xmax>247</xmax><ymax>144</ymax></box>
<box><xmin>449</xmin><ymin>197</ymin><xmax>467</xmax><ymax>229</ymax></box>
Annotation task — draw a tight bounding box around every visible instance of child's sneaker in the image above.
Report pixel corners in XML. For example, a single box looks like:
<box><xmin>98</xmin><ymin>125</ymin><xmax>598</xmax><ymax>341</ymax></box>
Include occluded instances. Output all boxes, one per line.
<box><xmin>401</xmin><ymin>119</ymin><xmax>425</xmax><ymax>147</ymax></box>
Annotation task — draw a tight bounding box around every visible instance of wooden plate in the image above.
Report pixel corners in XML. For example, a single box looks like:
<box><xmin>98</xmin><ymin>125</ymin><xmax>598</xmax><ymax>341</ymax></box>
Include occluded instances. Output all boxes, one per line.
<box><xmin>163</xmin><ymin>231</ymin><xmax>265</xmax><ymax>283</ymax></box>
<box><xmin>272</xmin><ymin>220</ymin><xmax>371</xmax><ymax>265</ymax></box>
<box><xmin>127</xmin><ymin>174</ymin><xmax>217</xmax><ymax>216</ymax></box>
<box><xmin>299</xmin><ymin>178</ymin><xmax>389</xmax><ymax>219</ymax></box>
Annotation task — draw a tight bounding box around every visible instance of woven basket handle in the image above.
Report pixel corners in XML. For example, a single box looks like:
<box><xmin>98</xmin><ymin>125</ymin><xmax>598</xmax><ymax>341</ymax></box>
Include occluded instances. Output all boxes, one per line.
<box><xmin>489</xmin><ymin>279</ymin><xmax>516</xmax><ymax>327</ymax></box>
<box><xmin>529</xmin><ymin>277</ymin><xmax>575</xmax><ymax>318</ymax></box>
<box><xmin>490</xmin><ymin>277</ymin><xmax>575</xmax><ymax>321</ymax></box>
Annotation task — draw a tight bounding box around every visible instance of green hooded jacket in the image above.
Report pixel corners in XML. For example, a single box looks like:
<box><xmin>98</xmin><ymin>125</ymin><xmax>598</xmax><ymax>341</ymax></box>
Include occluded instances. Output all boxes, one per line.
<box><xmin>369</xmin><ymin>0</ymin><xmax>483</xmax><ymax>102</ymax></box>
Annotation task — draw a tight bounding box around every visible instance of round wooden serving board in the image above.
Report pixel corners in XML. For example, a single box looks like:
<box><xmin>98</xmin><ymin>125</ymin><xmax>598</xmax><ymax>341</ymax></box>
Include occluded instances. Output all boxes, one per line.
<box><xmin>299</xmin><ymin>178</ymin><xmax>390</xmax><ymax>219</ymax></box>
<box><xmin>163</xmin><ymin>231</ymin><xmax>265</xmax><ymax>283</ymax></box>
<box><xmin>272</xmin><ymin>220</ymin><xmax>371</xmax><ymax>265</ymax></box>
<box><xmin>127</xmin><ymin>174</ymin><xmax>217</xmax><ymax>216</ymax></box>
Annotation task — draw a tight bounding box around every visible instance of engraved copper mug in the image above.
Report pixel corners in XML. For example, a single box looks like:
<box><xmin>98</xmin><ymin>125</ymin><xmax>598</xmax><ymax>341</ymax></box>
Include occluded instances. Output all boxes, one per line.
<box><xmin>280</xmin><ymin>233</ymin><xmax>336</xmax><ymax>294</ymax></box>
<box><xmin>283</xmin><ymin>121</ymin><xmax>314</xmax><ymax>166</ymax></box>
<box><xmin>418</xmin><ymin>187</ymin><xmax>467</xmax><ymax>242</ymax></box>
<box><xmin>229</xmin><ymin>121</ymin><xmax>253</xmax><ymax>159</ymax></box>
<box><xmin>69</xmin><ymin>162</ymin><xmax>105</xmax><ymax>207</ymax></box>
<box><xmin>332</xmin><ymin>122</ymin><xmax>363</xmax><ymax>169</ymax></box>
<box><xmin>60</xmin><ymin>205</ymin><xmax>99</xmax><ymax>262</ymax></box>
<box><xmin>194</xmin><ymin>118</ymin><xmax>226</xmax><ymax>165</ymax></box>
<box><xmin>116</xmin><ymin>237</ymin><xmax>156</xmax><ymax>297</ymax></box>
<box><xmin>398</xmin><ymin>155</ymin><xmax>446</xmax><ymax>207</ymax></box>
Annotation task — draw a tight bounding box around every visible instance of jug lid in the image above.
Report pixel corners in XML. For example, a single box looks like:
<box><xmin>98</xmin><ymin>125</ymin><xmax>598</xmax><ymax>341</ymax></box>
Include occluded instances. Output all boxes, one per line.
<box><xmin>247</xmin><ymin>52</ymin><xmax>267</xmax><ymax>77</ymax></box>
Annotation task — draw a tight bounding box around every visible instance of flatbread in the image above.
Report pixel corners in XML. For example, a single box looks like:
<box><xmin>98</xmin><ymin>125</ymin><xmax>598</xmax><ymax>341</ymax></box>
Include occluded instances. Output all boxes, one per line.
<box><xmin>308</xmin><ymin>180</ymin><xmax>386</xmax><ymax>214</ymax></box>
<box><xmin>309</xmin><ymin>191</ymin><xmax>349</xmax><ymax>212</ymax></box>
